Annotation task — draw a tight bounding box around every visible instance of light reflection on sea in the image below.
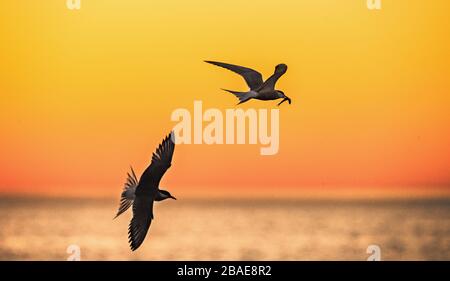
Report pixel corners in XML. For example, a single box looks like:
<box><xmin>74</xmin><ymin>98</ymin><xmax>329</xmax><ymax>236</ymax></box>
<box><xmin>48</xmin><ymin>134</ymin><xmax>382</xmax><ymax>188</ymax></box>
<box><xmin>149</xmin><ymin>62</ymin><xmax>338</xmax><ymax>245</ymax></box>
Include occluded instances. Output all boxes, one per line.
<box><xmin>0</xmin><ymin>197</ymin><xmax>449</xmax><ymax>260</ymax></box>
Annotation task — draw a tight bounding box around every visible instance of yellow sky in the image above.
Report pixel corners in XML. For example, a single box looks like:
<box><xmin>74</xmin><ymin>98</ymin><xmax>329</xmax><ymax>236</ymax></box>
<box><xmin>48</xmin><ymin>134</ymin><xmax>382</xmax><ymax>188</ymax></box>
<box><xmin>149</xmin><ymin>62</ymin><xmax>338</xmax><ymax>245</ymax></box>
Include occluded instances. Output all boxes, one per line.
<box><xmin>0</xmin><ymin>0</ymin><xmax>449</xmax><ymax>198</ymax></box>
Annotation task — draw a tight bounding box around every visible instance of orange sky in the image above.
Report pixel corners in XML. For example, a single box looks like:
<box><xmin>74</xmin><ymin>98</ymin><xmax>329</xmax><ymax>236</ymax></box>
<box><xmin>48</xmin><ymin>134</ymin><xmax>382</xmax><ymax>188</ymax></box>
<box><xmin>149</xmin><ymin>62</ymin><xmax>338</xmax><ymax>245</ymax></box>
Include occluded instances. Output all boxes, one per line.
<box><xmin>0</xmin><ymin>1</ymin><xmax>449</xmax><ymax>198</ymax></box>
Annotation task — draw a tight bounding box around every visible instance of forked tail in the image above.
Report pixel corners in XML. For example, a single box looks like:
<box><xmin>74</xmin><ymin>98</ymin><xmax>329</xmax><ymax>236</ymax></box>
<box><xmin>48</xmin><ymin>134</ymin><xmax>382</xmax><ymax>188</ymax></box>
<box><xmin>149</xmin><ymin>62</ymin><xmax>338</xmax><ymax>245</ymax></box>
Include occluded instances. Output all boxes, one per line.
<box><xmin>221</xmin><ymin>89</ymin><xmax>253</xmax><ymax>105</ymax></box>
<box><xmin>114</xmin><ymin>166</ymin><xmax>138</xmax><ymax>219</ymax></box>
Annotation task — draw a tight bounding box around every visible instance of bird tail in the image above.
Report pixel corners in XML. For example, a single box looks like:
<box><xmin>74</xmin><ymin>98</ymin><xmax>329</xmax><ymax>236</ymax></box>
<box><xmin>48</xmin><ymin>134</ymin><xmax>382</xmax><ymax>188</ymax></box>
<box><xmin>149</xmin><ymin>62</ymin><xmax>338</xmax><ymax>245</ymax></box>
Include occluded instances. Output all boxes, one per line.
<box><xmin>221</xmin><ymin>89</ymin><xmax>253</xmax><ymax>105</ymax></box>
<box><xmin>114</xmin><ymin>166</ymin><xmax>138</xmax><ymax>219</ymax></box>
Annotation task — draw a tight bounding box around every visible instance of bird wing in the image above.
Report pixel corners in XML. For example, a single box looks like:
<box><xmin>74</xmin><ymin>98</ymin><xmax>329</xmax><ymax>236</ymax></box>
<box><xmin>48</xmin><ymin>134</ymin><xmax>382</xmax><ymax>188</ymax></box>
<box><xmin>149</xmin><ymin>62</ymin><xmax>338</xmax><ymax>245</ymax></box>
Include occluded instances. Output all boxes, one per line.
<box><xmin>259</xmin><ymin>71</ymin><xmax>286</xmax><ymax>91</ymax></box>
<box><xmin>114</xmin><ymin>166</ymin><xmax>138</xmax><ymax>219</ymax></box>
<box><xmin>135</xmin><ymin>132</ymin><xmax>176</xmax><ymax>195</ymax></box>
<box><xmin>205</xmin><ymin>61</ymin><xmax>264</xmax><ymax>91</ymax></box>
<box><xmin>128</xmin><ymin>196</ymin><xmax>154</xmax><ymax>251</ymax></box>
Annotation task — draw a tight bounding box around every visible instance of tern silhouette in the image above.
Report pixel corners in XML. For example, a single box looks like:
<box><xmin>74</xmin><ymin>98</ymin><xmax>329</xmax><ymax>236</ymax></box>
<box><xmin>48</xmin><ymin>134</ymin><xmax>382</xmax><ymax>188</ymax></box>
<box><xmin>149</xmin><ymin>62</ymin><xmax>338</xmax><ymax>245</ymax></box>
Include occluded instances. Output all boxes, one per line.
<box><xmin>114</xmin><ymin>132</ymin><xmax>176</xmax><ymax>251</ymax></box>
<box><xmin>205</xmin><ymin>60</ymin><xmax>291</xmax><ymax>106</ymax></box>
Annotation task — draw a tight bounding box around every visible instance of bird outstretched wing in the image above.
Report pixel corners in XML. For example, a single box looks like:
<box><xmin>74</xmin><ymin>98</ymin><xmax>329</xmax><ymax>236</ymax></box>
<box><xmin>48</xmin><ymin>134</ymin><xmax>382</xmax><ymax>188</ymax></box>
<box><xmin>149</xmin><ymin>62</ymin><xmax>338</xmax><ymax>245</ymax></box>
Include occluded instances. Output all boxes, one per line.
<box><xmin>114</xmin><ymin>166</ymin><xmax>138</xmax><ymax>219</ymax></box>
<box><xmin>128</xmin><ymin>196</ymin><xmax>154</xmax><ymax>251</ymax></box>
<box><xmin>135</xmin><ymin>132</ymin><xmax>176</xmax><ymax>195</ymax></box>
<box><xmin>259</xmin><ymin>64</ymin><xmax>288</xmax><ymax>91</ymax></box>
<box><xmin>205</xmin><ymin>61</ymin><xmax>264</xmax><ymax>91</ymax></box>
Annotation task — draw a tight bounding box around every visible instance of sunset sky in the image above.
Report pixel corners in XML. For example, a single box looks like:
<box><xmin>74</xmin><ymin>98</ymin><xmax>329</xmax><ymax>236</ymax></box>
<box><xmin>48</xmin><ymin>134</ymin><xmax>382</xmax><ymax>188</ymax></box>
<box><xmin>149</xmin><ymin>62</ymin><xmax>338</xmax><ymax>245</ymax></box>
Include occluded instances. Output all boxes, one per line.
<box><xmin>0</xmin><ymin>0</ymin><xmax>449</xmax><ymax>198</ymax></box>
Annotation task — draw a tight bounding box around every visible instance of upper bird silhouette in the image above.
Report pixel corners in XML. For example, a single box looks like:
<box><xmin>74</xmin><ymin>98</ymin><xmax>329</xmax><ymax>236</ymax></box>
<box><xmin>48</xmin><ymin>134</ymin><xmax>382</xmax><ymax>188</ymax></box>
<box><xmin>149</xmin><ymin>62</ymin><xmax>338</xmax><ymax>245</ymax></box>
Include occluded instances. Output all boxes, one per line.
<box><xmin>205</xmin><ymin>60</ymin><xmax>291</xmax><ymax>106</ymax></box>
<box><xmin>114</xmin><ymin>132</ymin><xmax>177</xmax><ymax>251</ymax></box>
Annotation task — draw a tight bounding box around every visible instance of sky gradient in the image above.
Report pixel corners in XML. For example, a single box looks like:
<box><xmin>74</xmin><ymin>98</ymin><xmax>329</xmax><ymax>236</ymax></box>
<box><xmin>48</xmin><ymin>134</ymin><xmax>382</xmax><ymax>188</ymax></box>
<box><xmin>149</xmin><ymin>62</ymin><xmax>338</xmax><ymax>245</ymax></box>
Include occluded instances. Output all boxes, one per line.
<box><xmin>0</xmin><ymin>0</ymin><xmax>449</xmax><ymax>198</ymax></box>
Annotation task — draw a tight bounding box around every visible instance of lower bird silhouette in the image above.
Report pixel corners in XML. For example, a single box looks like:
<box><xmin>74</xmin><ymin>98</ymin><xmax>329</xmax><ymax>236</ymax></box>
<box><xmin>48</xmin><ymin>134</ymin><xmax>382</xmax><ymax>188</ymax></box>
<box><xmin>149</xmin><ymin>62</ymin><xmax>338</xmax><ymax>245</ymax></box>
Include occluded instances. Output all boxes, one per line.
<box><xmin>114</xmin><ymin>132</ymin><xmax>177</xmax><ymax>251</ymax></box>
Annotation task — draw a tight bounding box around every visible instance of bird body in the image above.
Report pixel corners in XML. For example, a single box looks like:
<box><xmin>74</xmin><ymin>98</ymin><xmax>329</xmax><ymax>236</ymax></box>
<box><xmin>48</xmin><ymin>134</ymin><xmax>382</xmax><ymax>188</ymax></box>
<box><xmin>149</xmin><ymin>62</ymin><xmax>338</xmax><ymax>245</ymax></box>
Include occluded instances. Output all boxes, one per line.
<box><xmin>115</xmin><ymin>132</ymin><xmax>176</xmax><ymax>251</ymax></box>
<box><xmin>205</xmin><ymin>61</ymin><xmax>291</xmax><ymax>106</ymax></box>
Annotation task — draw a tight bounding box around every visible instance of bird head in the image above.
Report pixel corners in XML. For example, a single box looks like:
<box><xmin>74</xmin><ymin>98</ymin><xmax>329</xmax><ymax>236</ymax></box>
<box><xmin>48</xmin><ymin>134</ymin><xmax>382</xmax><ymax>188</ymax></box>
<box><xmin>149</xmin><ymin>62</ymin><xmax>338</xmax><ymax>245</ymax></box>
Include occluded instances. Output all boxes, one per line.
<box><xmin>276</xmin><ymin>90</ymin><xmax>291</xmax><ymax>106</ymax></box>
<box><xmin>159</xmin><ymin>189</ymin><xmax>177</xmax><ymax>201</ymax></box>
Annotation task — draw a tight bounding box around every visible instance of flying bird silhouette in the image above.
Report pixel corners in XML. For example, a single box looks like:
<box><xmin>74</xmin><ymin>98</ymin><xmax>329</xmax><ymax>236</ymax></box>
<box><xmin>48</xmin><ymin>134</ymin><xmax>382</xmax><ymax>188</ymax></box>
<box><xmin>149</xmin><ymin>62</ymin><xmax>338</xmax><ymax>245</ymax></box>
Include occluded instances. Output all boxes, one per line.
<box><xmin>114</xmin><ymin>132</ymin><xmax>177</xmax><ymax>251</ymax></box>
<box><xmin>205</xmin><ymin>60</ymin><xmax>291</xmax><ymax>106</ymax></box>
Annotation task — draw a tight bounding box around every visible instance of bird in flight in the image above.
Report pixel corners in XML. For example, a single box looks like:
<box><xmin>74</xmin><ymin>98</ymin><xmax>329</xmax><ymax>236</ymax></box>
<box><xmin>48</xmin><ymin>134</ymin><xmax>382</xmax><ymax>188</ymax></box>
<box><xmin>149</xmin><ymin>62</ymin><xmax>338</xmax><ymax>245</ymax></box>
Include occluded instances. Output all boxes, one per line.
<box><xmin>205</xmin><ymin>60</ymin><xmax>291</xmax><ymax>106</ymax></box>
<box><xmin>114</xmin><ymin>132</ymin><xmax>177</xmax><ymax>251</ymax></box>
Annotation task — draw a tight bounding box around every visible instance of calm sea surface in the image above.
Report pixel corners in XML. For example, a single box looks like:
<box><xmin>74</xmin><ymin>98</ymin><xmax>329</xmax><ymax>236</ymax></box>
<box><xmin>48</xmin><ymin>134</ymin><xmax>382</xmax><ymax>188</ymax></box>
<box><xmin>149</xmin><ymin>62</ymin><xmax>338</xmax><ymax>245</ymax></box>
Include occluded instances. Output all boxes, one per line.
<box><xmin>0</xmin><ymin>197</ymin><xmax>449</xmax><ymax>260</ymax></box>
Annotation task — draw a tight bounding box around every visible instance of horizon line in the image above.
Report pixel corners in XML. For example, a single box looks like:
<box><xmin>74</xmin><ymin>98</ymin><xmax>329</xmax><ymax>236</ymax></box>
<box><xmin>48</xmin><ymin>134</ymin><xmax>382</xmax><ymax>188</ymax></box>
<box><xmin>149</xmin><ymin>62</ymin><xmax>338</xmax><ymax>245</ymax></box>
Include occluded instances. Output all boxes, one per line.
<box><xmin>1</xmin><ymin>185</ymin><xmax>449</xmax><ymax>201</ymax></box>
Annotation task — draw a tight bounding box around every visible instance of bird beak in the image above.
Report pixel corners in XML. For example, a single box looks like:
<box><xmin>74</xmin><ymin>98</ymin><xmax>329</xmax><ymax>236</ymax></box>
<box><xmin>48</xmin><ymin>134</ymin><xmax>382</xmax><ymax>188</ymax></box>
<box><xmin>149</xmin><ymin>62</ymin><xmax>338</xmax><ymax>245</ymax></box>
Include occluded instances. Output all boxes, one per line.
<box><xmin>170</xmin><ymin>195</ymin><xmax>177</xmax><ymax>200</ymax></box>
<box><xmin>277</xmin><ymin>96</ymin><xmax>291</xmax><ymax>106</ymax></box>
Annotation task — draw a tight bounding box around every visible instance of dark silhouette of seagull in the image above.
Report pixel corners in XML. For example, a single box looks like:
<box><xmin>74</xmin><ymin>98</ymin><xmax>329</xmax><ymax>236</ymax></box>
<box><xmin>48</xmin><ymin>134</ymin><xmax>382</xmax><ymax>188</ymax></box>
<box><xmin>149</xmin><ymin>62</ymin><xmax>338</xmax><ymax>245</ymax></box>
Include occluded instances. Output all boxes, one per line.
<box><xmin>114</xmin><ymin>132</ymin><xmax>177</xmax><ymax>251</ymax></box>
<box><xmin>205</xmin><ymin>60</ymin><xmax>291</xmax><ymax>106</ymax></box>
